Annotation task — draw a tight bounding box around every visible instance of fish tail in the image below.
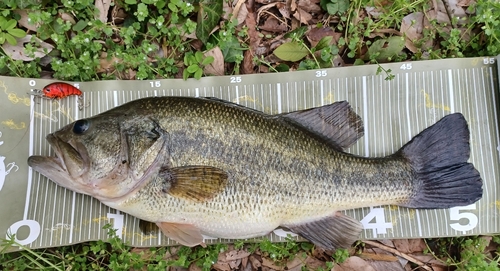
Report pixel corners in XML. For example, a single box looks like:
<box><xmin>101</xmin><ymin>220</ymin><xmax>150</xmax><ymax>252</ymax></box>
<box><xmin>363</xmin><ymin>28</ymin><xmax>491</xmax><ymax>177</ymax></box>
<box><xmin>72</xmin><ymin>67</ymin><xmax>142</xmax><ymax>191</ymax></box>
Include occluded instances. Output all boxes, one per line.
<box><xmin>398</xmin><ymin>113</ymin><xmax>483</xmax><ymax>209</ymax></box>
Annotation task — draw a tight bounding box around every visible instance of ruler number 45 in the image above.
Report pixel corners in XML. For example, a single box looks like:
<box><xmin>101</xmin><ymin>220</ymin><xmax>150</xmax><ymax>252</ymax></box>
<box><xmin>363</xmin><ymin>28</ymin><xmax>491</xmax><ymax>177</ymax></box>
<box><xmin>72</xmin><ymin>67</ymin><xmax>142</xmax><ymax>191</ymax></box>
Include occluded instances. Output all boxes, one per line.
<box><xmin>400</xmin><ymin>63</ymin><xmax>412</xmax><ymax>70</ymax></box>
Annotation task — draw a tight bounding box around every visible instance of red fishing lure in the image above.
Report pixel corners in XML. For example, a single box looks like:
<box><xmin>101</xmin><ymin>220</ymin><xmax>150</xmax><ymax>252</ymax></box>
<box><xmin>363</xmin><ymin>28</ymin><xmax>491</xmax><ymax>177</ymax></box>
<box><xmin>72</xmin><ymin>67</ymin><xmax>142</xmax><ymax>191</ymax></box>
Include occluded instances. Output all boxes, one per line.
<box><xmin>37</xmin><ymin>82</ymin><xmax>82</xmax><ymax>99</ymax></box>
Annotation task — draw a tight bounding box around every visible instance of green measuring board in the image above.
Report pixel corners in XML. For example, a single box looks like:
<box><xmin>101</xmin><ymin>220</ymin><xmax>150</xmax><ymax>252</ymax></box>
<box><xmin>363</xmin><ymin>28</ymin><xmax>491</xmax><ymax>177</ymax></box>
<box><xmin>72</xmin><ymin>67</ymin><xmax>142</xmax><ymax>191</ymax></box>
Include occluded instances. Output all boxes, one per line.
<box><xmin>0</xmin><ymin>56</ymin><xmax>498</xmax><ymax>250</ymax></box>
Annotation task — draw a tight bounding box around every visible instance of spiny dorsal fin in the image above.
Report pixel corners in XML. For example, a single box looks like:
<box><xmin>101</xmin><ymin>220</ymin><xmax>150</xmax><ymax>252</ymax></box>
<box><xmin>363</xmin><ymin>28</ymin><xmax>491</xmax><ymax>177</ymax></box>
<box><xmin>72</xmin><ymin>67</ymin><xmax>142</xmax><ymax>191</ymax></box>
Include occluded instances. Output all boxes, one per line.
<box><xmin>285</xmin><ymin>212</ymin><xmax>363</xmax><ymax>250</ymax></box>
<box><xmin>280</xmin><ymin>101</ymin><xmax>364</xmax><ymax>150</ymax></box>
<box><xmin>160</xmin><ymin>166</ymin><xmax>228</xmax><ymax>202</ymax></box>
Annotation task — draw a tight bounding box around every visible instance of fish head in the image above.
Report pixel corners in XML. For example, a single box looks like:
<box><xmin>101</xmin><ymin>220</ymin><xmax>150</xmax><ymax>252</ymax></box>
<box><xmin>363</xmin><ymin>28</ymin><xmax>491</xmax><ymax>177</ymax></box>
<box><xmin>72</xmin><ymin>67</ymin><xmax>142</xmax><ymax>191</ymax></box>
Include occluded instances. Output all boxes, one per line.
<box><xmin>28</xmin><ymin>111</ymin><xmax>171</xmax><ymax>201</ymax></box>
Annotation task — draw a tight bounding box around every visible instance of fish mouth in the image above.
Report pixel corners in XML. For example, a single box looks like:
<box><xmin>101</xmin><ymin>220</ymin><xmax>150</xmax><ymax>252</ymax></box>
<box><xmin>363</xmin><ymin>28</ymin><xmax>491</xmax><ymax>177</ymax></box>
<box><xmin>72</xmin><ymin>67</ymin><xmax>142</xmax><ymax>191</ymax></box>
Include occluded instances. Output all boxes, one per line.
<box><xmin>28</xmin><ymin>133</ymin><xmax>90</xmax><ymax>193</ymax></box>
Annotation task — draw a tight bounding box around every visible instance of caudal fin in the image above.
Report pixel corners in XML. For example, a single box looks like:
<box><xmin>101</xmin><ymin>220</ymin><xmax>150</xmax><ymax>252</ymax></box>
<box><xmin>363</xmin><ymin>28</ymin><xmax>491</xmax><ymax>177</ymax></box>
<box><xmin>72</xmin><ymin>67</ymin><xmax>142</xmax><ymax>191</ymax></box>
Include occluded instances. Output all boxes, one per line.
<box><xmin>398</xmin><ymin>113</ymin><xmax>483</xmax><ymax>209</ymax></box>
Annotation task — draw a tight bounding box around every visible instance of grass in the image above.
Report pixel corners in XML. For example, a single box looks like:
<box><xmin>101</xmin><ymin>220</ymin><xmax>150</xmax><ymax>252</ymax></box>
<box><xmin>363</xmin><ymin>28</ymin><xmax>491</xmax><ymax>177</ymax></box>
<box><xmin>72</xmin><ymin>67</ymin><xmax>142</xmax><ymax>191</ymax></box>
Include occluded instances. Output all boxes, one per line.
<box><xmin>0</xmin><ymin>0</ymin><xmax>500</xmax><ymax>269</ymax></box>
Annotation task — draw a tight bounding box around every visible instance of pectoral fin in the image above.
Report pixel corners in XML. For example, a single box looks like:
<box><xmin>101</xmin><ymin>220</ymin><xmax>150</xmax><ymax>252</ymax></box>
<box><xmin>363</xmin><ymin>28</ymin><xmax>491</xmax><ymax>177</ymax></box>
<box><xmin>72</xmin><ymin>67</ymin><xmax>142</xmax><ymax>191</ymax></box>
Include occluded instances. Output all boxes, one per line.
<box><xmin>157</xmin><ymin>222</ymin><xmax>204</xmax><ymax>247</ymax></box>
<box><xmin>285</xmin><ymin>212</ymin><xmax>363</xmax><ymax>250</ymax></box>
<box><xmin>159</xmin><ymin>166</ymin><xmax>228</xmax><ymax>202</ymax></box>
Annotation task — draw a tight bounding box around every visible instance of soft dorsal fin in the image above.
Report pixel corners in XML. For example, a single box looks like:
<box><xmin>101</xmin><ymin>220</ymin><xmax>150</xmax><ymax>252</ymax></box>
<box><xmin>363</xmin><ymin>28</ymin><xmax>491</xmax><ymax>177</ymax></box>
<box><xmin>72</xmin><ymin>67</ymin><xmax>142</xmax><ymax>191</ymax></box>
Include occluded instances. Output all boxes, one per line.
<box><xmin>280</xmin><ymin>101</ymin><xmax>364</xmax><ymax>150</ymax></box>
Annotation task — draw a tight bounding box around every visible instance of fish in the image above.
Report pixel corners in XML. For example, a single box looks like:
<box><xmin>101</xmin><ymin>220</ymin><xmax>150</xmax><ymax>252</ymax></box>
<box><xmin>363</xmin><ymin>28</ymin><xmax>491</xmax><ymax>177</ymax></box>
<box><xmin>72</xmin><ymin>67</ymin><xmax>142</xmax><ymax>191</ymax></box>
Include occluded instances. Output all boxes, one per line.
<box><xmin>27</xmin><ymin>96</ymin><xmax>483</xmax><ymax>250</ymax></box>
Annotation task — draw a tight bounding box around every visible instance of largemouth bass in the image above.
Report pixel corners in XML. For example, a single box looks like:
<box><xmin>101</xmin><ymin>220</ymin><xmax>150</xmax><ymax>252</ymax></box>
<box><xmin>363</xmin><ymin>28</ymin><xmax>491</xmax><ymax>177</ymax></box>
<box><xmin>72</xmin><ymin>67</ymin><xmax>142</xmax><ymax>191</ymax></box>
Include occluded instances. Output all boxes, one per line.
<box><xmin>28</xmin><ymin>97</ymin><xmax>483</xmax><ymax>249</ymax></box>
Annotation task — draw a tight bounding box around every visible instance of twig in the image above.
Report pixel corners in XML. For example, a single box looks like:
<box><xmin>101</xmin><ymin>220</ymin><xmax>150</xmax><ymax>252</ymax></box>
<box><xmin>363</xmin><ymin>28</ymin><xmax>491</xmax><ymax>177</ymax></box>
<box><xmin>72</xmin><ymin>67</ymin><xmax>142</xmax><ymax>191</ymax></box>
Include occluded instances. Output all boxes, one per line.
<box><xmin>363</xmin><ymin>240</ymin><xmax>433</xmax><ymax>271</ymax></box>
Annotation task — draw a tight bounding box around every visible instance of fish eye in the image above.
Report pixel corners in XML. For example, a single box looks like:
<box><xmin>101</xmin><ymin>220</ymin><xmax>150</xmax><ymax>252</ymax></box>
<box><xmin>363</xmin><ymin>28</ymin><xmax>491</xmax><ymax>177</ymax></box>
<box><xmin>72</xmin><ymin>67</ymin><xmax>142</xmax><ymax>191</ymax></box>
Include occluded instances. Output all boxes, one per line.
<box><xmin>73</xmin><ymin>119</ymin><xmax>90</xmax><ymax>134</ymax></box>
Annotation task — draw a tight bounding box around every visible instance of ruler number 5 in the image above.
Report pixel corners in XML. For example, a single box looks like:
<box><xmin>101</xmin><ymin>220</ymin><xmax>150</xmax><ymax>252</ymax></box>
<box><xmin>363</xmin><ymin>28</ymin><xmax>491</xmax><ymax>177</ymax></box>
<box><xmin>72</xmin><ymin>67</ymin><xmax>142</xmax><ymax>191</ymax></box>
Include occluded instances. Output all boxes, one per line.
<box><xmin>449</xmin><ymin>204</ymin><xmax>478</xmax><ymax>233</ymax></box>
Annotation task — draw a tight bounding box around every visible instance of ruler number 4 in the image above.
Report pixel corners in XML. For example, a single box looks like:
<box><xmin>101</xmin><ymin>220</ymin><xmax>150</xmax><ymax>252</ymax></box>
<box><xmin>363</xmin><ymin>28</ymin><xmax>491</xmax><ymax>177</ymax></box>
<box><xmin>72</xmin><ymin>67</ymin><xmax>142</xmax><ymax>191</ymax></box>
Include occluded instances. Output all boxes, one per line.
<box><xmin>360</xmin><ymin>207</ymin><xmax>392</xmax><ymax>238</ymax></box>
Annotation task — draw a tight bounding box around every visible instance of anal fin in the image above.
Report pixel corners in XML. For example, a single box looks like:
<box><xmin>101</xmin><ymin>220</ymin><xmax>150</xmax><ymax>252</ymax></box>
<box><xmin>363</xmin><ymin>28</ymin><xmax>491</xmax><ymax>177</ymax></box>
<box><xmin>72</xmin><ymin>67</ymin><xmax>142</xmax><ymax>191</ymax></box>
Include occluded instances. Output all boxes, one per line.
<box><xmin>285</xmin><ymin>212</ymin><xmax>363</xmax><ymax>250</ymax></box>
<box><xmin>157</xmin><ymin>222</ymin><xmax>204</xmax><ymax>247</ymax></box>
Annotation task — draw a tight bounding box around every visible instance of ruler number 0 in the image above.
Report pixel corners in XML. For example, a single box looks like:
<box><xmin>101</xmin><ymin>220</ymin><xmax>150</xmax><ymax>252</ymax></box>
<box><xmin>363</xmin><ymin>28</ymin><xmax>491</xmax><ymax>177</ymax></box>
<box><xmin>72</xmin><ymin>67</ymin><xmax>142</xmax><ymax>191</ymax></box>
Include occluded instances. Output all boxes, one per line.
<box><xmin>315</xmin><ymin>70</ymin><xmax>327</xmax><ymax>77</ymax></box>
<box><xmin>230</xmin><ymin>76</ymin><xmax>242</xmax><ymax>83</ymax></box>
<box><xmin>483</xmin><ymin>58</ymin><xmax>495</xmax><ymax>65</ymax></box>
<box><xmin>400</xmin><ymin>63</ymin><xmax>412</xmax><ymax>70</ymax></box>
<box><xmin>449</xmin><ymin>204</ymin><xmax>478</xmax><ymax>233</ymax></box>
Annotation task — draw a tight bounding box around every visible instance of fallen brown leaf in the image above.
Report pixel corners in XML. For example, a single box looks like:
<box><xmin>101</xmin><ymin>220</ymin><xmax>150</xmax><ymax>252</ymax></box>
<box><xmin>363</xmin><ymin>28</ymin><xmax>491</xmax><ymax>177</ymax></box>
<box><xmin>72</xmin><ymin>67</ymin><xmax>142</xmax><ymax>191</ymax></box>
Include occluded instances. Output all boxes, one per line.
<box><xmin>393</xmin><ymin>239</ymin><xmax>427</xmax><ymax>254</ymax></box>
<box><xmin>95</xmin><ymin>0</ymin><xmax>111</xmax><ymax>23</ymax></box>
<box><xmin>2</xmin><ymin>35</ymin><xmax>54</xmax><ymax>61</ymax></box>
<box><xmin>292</xmin><ymin>7</ymin><xmax>312</xmax><ymax>25</ymax></box>
<box><xmin>15</xmin><ymin>10</ymin><xmax>40</xmax><ymax>32</ymax></box>
<box><xmin>203</xmin><ymin>47</ymin><xmax>225</xmax><ymax>76</ymax></box>
<box><xmin>306</xmin><ymin>27</ymin><xmax>341</xmax><ymax>48</ymax></box>
<box><xmin>334</xmin><ymin>256</ymin><xmax>376</xmax><ymax>271</ymax></box>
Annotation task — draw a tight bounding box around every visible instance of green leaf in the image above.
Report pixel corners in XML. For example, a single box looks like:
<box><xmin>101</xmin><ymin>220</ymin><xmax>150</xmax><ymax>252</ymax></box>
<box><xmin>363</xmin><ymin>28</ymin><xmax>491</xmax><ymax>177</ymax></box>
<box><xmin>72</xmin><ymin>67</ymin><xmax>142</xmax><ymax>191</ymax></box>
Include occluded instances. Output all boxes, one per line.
<box><xmin>187</xmin><ymin>64</ymin><xmax>200</xmax><ymax>73</ymax></box>
<box><xmin>196</xmin><ymin>0</ymin><xmax>223</xmax><ymax>43</ymax></box>
<box><xmin>201</xmin><ymin>56</ymin><xmax>214</xmax><ymax>66</ymax></box>
<box><xmin>183</xmin><ymin>68</ymin><xmax>190</xmax><ymax>80</ymax></box>
<box><xmin>367</xmin><ymin>36</ymin><xmax>405</xmax><ymax>62</ymax></box>
<box><xmin>4</xmin><ymin>19</ymin><xmax>17</xmax><ymax>30</ymax></box>
<box><xmin>314</xmin><ymin>36</ymin><xmax>333</xmax><ymax>50</ymax></box>
<box><xmin>125</xmin><ymin>0</ymin><xmax>137</xmax><ymax>4</ymax></box>
<box><xmin>275</xmin><ymin>63</ymin><xmax>290</xmax><ymax>72</ymax></box>
<box><xmin>7</xmin><ymin>28</ymin><xmax>26</xmax><ymax>38</ymax></box>
<box><xmin>195</xmin><ymin>51</ymin><xmax>204</xmax><ymax>63</ymax></box>
<box><xmin>0</xmin><ymin>33</ymin><xmax>5</xmax><ymax>44</ymax></box>
<box><xmin>4</xmin><ymin>33</ymin><xmax>17</xmax><ymax>45</ymax></box>
<box><xmin>194</xmin><ymin>68</ymin><xmax>203</xmax><ymax>79</ymax></box>
<box><xmin>72</xmin><ymin>20</ymin><xmax>88</xmax><ymax>32</ymax></box>
<box><xmin>274</xmin><ymin>41</ymin><xmax>309</xmax><ymax>61</ymax></box>
<box><xmin>168</xmin><ymin>3</ymin><xmax>178</xmax><ymax>12</ymax></box>
<box><xmin>326</xmin><ymin>0</ymin><xmax>349</xmax><ymax>15</ymax></box>
<box><xmin>284</xmin><ymin>26</ymin><xmax>308</xmax><ymax>39</ymax></box>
